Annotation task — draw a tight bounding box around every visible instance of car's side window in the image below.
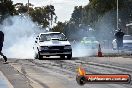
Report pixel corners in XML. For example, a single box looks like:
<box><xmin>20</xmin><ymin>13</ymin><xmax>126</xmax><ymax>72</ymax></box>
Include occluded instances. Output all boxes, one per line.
<box><xmin>40</xmin><ymin>35</ymin><xmax>47</xmax><ymax>41</ymax></box>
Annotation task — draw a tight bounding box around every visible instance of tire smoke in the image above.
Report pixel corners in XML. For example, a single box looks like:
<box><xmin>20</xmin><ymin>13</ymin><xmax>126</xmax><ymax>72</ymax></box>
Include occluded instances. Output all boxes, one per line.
<box><xmin>72</xmin><ymin>43</ymin><xmax>97</xmax><ymax>57</ymax></box>
<box><xmin>1</xmin><ymin>15</ymin><xmax>44</xmax><ymax>59</ymax></box>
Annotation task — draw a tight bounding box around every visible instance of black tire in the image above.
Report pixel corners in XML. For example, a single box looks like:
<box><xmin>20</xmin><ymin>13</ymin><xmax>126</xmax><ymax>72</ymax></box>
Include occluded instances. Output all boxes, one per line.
<box><xmin>34</xmin><ymin>52</ymin><xmax>42</xmax><ymax>59</ymax></box>
<box><xmin>38</xmin><ymin>54</ymin><xmax>43</xmax><ymax>60</ymax></box>
<box><xmin>34</xmin><ymin>53</ymin><xmax>38</xmax><ymax>59</ymax></box>
<box><xmin>67</xmin><ymin>54</ymin><xmax>72</xmax><ymax>59</ymax></box>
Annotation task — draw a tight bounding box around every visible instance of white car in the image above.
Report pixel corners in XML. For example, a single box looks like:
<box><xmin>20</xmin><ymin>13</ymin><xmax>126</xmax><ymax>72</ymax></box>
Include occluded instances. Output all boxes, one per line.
<box><xmin>112</xmin><ymin>35</ymin><xmax>132</xmax><ymax>50</ymax></box>
<box><xmin>33</xmin><ymin>32</ymin><xmax>72</xmax><ymax>59</ymax></box>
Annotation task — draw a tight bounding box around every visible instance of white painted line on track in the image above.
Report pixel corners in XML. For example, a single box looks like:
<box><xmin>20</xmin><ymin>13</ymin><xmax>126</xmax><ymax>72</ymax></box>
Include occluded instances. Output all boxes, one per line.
<box><xmin>0</xmin><ymin>71</ymin><xmax>14</xmax><ymax>88</ymax></box>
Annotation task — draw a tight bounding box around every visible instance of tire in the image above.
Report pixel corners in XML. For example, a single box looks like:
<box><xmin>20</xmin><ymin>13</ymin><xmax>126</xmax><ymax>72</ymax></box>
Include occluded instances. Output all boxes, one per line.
<box><xmin>34</xmin><ymin>52</ymin><xmax>43</xmax><ymax>60</ymax></box>
<box><xmin>67</xmin><ymin>54</ymin><xmax>72</xmax><ymax>59</ymax></box>
<box><xmin>34</xmin><ymin>53</ymin><xmax>38</xmax><ymax>59</ymax></box>
<box><xmin>38</xmin><ymin>54</ymin><xmax>43</xmax><ymax>60</ymax></box>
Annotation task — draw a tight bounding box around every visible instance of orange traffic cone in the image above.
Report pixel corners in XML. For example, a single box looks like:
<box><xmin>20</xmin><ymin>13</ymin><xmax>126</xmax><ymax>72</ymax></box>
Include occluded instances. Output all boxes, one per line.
<box><xmin>98</xmin><ymin>44</ymin><xmax>103</xmax><ymax>57</ymax></box>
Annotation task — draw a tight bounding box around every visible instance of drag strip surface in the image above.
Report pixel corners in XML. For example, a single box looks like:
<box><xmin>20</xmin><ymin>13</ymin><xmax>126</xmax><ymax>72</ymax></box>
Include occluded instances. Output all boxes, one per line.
<box><xmin>0</xmin><ymin>56</ymin><xmax>132</xmax><ymax>88</ymax></box>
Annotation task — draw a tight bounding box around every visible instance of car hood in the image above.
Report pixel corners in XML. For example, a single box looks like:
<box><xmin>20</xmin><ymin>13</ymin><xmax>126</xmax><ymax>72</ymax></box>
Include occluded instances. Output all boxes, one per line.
<box><xmin>123</xmin><ymin>40</ymin><xmax>132</xmax><ymax>43</ymax></box>
<box><xmin>39</xmin><ymin>41</ymin><xmax>71</xmax><ymax>46</ymax></box>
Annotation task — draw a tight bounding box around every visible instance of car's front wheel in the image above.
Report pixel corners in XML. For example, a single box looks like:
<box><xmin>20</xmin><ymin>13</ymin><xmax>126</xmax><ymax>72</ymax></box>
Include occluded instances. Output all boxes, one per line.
<box><xmin>34</xmin><ymin>52</ymin><xmax>43</xmax><ymax>60</ymax></box>
<box><xmin>38</xmin><ymin>54</ymin><xmax>43</xmax><ymax>60</ymax></box>
<box><xmin>34</xmin><ymin>52</ymin><xmax>38</xmax><ymax>59</ymax></box>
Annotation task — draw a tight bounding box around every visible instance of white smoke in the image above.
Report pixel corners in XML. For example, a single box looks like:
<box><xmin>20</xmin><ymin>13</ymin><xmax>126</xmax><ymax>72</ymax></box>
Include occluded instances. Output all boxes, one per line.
<box><xmin>71</xmin><ymin>11</ymin><xmax>116</xmax><ymax>57</ymax></box>
<box><xmin>72</xmin><ymin>43</ymin><xmax>97</xmax><ymax>57</ymax></box>
<box><xmin>0</xmin><ymin>11</ymin><xmax>114</xmax><ymax>59</ymax></box>
<box><xmin>1</xmin><ymin>15</ymin><xmax>44</xmax><ymax>59</ymax></box>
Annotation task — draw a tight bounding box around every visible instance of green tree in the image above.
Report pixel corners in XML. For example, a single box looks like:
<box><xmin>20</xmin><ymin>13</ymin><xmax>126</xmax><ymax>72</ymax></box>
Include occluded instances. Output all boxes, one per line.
<box><xmin>29</xmin><ymin>7</ymin><xmax>49</xmax><ymax>28</ymax></box>
<box><xmin>70</xmin><ymin>6</ymin><xmax>83</xmax><ymax>25</ymax></box>
<box><xmin>0</xmin><ymin>0</ymin><xmax>16</xmax><ymax>23</ymax></box>
<box><xmin>29</xmin><ymin>5</ymin><xmax>57</xmax><ymax>28</ymax></box>
<box><xmin>45</xmin><ymin>5</ymin><xmax>57</xmax><ymax>28</ymax></box>
<box><xmin>14</xmin><ymin>3</ymin><xmax>34</xmax><ymax>15</ymax></box>
<box><xmin>14</xmin><ymin>3</ymin><xmax>57</xmax><ymax>29</ymax></box>
<box><xmin>52</xmin><ymin>22</ymin><xmax>65</xmax><ymax>32</ymax></box>
<box><xmin>56</xmin><ymin>0</ymin><xmax>128</xmax><ymax>41</ymax></box>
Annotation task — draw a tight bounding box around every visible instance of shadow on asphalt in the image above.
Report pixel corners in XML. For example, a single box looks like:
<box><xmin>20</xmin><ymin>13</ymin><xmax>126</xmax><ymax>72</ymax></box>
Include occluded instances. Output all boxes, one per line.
<box><xmin>38</xmin><ymin>57</ymin><xmax>78</xmax><ymax>60</ymax></box>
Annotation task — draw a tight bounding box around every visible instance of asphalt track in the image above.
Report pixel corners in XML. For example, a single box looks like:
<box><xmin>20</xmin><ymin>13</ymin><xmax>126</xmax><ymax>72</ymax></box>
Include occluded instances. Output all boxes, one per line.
<box><xmin>0</xmin><ymin>71</ymin><xmax>13</xmax><ymax>88</ymax></box>
<box><xmin>0</xmin><ymin>56</ymin><xmax>132</xmax><ymax>88</ymax></box>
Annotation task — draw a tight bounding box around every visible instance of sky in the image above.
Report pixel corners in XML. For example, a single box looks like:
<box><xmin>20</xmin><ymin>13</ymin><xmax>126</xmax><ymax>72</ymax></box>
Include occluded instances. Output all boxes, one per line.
<box><xmin>12</xmin><ymin>0</ymin><xmax>89</xmax><ymax>22</ymax></box>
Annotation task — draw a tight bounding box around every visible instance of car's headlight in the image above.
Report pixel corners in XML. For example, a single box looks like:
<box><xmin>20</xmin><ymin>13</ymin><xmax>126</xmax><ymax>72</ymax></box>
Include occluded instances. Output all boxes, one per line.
<box><xmin>64</xmin><ymin>45</ymin><xmax>72</xmax><ymax>49</ymax></box>
<box><xmin>39</xmin><ymin>46</ymin><xmax>48</xmax><ymax>50</ymax></box>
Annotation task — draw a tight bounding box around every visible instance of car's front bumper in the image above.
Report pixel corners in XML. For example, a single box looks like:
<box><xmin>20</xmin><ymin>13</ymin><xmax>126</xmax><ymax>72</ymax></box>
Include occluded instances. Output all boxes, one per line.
<box><xmin>39</xmin><ymin>49</ymin><xmax>72</xmax><ymax>56</ymax></box>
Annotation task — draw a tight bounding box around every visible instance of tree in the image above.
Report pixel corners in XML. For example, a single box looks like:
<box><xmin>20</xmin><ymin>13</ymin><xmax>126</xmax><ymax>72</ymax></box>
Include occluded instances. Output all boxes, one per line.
<box><xmin>29</xmin><ymin>7</ymin><xmax>48</xmax><ymax>28</ymax></box>
<box><xmin>0</xmin><ymin>0</ymin><xmax>16</xmax><ymax>23</ymax></box>
<box><xmin>14</xmin><ymin>3</ymin><xmax>57</xmax><ymax>29</ymax></box>
<box><xmin>70</xmin><ymin>6</ymin><xmax>83</xmax><ymax>25</ymax></box>
<box><xmin>45</xmin><ymin>5</ymin><xmax>57</xmax><ymax>28</ymax></box>
<box><xmin>29</xmin><ymin>5</ymin><xmax>57</xmax><ymax>28</ymax></box>
<box><xmin>14</xmin><ymin>3</ymin><xmax>34</xmax><ymax>14</ymax></box>
<box><xmin>52</xmin><ymin>22</ymin><xmax>65</xmax><ymax>32</ymax></box>
<box><xmin>55</xmin><ymin>0</ymin><xmax>129</xmax><ymax>41</ymax></box>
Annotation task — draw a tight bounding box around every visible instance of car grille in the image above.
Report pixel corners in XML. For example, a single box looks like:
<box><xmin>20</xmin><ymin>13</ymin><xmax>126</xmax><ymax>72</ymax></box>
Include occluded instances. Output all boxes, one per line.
<box><xmin>48</xmin><ymin>46</ymin><xmax>64</xmax><ymax>50</ymax></box>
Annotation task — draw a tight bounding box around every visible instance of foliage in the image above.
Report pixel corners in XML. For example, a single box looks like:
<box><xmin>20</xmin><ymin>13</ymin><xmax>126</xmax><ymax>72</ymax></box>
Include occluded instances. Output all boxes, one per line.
<box><xmin>0</xmin><ymin>0</ymin><xmax>16</xmax><ymax>23</ymax></box>
<box><xmin>1</xmin><ymin>0</ymin><xmax>132</xmax><ymax>38</ymax></box>
<box><xmin>52</xmin><ymin>22</ymin><xmax>65</xmax><ymax>33</ymax></box>
<box><xmin>15</xmin><ymin>3</ymin><xmax>57</xmax><ymax>28</ymax></box>
<box><xmin>53</xmin><ymin>0</ymin><xmax>132</xmax><ymax>40</ymax></box>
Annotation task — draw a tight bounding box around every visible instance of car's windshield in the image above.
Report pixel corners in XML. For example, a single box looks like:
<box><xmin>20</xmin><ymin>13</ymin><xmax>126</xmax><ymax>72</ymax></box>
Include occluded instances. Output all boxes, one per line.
<box><xmin>123</xmin><ymin>35</ymin><xmax>132</xmax><ymax>40</ymax></box>
<box><xmin>40</xmin><ymin>33</ymin><xmax>67</xmax><ymax>41</ymax></box>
